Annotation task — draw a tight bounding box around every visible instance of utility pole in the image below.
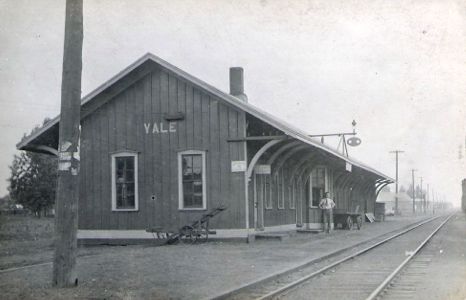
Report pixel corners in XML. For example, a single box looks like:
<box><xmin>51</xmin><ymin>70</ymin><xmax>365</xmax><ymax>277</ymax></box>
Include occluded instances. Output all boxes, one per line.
<box><xmin>432</xmin><ymin>189</ymin><xmax>435</xmax><ymax>215</ymax></box>
<box><xmin>426</xmin><ymin>183</ymin><xmax>429</xmax><ymax>213</ymax></box>
<box><xmin>419</xmin><ymin>177</ymin><xmax>423</xmax><ymax>214</ymax></box>
<box><xmin>389</xmin><ymin>150</ymin><xmax>404</xmax><ymax>215</ymax></box>
<box><xmin>411</xmin><ymin>169</ymin><xmax>416</xmax><ymax>214</ymax></box>
<box><xmin>53</xmin><ymin>0</ymin><xmax>83</xmax><ymax>287</ymax></box>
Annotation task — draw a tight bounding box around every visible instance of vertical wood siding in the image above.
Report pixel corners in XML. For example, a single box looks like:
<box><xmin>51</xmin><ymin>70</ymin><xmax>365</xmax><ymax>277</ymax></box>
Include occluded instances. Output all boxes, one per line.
<box><xmin>79</xmin><ymin>66</ymin><xmax>246</xmax><ymax>230</ymax></box>
<box><xmin>252</xmin><ymin>150</ymin><xmax>363</xmax><ymax>227</ymax></box>
<box><xmin>78</xmin><ymin>63</ymin><xmax>380</xmax><ymax>231</ymax></box>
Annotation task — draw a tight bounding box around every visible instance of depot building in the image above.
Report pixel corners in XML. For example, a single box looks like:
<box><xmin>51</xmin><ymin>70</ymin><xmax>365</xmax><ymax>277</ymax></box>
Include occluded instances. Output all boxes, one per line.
<box><xmin>18</xmin><ymin>53</ymin><xmax>393</xmax><ymax>243</ymax></box>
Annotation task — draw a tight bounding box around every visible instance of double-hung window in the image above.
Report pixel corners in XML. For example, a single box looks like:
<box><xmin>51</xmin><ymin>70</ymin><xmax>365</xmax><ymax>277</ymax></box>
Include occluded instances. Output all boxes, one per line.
<box><xmin>111</xmin><ymin>152</ymin><xmax>138</xmax><ymax>211</ymax></box>
<box><xmin>290</xmin><ymin>180</ymin><xmax>296</xmax><ymax>209</ymax></box>
<box><xmin>264</xmin><ymin>175</ymin><xmax>272</xmax><ymax>209</ymax></box>
<box><xmin>277</xmin><ymin>173</ymin><xmax>285</xmax><ymax>209</ymax></box>
<box><xmin>178</xmin><ymin>150</ymin><xmax>206</xmax><ymax>210</ymax></box>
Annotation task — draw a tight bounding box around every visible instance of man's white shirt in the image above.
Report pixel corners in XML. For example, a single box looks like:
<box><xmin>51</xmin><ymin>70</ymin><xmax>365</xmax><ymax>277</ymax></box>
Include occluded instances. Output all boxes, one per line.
<box><xmin>319</xmin><ymin>198</ymin><xmax>335</xmax><ymax>210</ymax></box>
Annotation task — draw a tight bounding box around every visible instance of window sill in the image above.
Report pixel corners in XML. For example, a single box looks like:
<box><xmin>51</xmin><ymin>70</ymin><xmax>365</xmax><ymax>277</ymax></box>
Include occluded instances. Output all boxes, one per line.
<box><xmin>112</xmin><ymin>208</ymin><xmax>139</xmax><ymax>212</ymax></box>
<box><xmin>178</xmin><ymin>208</ymin><xmax>207</xmax><ymax>211</ymax></box>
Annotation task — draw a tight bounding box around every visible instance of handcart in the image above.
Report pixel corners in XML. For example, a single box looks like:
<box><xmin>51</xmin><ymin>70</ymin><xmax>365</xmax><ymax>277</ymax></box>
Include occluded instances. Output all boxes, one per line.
<box><xmin>333</xmin><ymin>208</ymin><xmax>363</xmax><ymax>230</ymax></box>
<box><xmin>146</xmin><ymin>205</ymin><xmax>227</xmax><ymax>244</ymax></box>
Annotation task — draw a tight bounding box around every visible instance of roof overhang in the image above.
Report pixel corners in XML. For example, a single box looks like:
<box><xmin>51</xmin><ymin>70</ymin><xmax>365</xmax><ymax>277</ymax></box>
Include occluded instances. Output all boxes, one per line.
<box><xmin>17</xmin><ymin>52</ymin><xmax>394</xmax><ymax>182</ymax></box>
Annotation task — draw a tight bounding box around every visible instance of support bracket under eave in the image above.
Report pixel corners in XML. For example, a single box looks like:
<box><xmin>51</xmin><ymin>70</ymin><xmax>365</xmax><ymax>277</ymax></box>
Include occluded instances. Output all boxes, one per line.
<box><xmin>246</xmin><ymin>139</ymin><xmax>283</xmax><ymax>179</ymax></box>
<box><xmin>23</xmin><ymin>145</ymin><xmax>59</xmax><ymax>157</ymax></box>
<box><xmin>375</xmin><ymin>180</ymin><xmax>393</xmax><ymax>198</ymax></box>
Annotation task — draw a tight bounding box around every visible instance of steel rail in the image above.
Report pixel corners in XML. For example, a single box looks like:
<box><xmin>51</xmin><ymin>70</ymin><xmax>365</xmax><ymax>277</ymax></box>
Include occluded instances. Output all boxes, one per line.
<box><xmin>365</xmin><ymin>213</ymin><xmax>455</xmax><ymax>300</ymax></box>
<box><xmin>0</xmin><ymin>261</ymin><xmax>52</xmax><ymax>274</ymax></box>
<box><xmin>255</xmin><ymin>215</ymin><xmax>443</xmax><ymax>300</ymax></box>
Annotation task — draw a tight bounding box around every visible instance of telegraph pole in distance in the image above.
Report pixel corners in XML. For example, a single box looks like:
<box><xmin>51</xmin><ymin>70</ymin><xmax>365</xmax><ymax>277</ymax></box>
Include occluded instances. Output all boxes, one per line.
<box><xmin>53</xmin><ymin>0</ymin><xmax>83</xmax><ymax>287</ymax></box>
<box><xmin>426</xmin><ymin>183</ymin><xmax>429</xmax><ymax>214</ymax></box>
<box><xmin>389</xmin><ymin>150</ymin><xmax>404</xmax><ymax>215</ymax></box>
<box><xmin>432</xmin><ymin>189</ymin><xmax>435</xmax><ymax>215</ymax></box>
<box><xmin>419</xmin><ymin>177</ymin><xmax>423</xmax><ymax>214</ymax></box>
<box><xmin>411</xmin><ymin>169</ymin><xmax>416</xmax><ymax>214</ymax></box>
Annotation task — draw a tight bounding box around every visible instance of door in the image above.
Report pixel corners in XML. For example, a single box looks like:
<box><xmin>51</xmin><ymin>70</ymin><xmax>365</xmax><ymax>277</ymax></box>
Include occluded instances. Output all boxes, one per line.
<box><xmin>302</xmin><ymin>167</ymin><xmax>327</xmax><ymax>226</ymax></box>
<box><xmin>254</xmin><ymin>173</ymin><xmax>267</xmax><ymax>230</ymax></box>
<box><xmin>304</xmin><ymin>179</ymin><xmax>311</xmax><ymax>225</ymax></box>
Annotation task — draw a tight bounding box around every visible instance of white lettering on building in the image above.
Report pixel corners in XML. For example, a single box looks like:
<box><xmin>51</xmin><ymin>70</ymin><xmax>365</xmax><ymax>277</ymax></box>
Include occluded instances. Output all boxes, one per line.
<box><xmin>169</xmin><ymin>122</ymin><xmax>176</xmax><ymax>132</ymax></box>
<box><xmin>144</xmin><ymin>122</ymin><xmax>177</xmax><ymax>134</ymax></box>
<box><xmin>152</xmin><ymin>123</ymin><xmax>159</xmax><ymax>134</ymax></box>
<box><xmin>144</xmin><ymin>123</ymin><xmax>151</xmax><ymax>134</ymax></box>
<box><xmin>160</xmin><ymin>122</ymin><xmax>168</xmax><ymax>133</ymax></box>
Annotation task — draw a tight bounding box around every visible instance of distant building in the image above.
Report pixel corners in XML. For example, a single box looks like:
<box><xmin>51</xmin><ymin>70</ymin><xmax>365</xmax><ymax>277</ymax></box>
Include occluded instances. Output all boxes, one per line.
<box><xmin>377</xmin><ymin>190</ymin><xmax>424</xmax><ymax>215</ymax></box>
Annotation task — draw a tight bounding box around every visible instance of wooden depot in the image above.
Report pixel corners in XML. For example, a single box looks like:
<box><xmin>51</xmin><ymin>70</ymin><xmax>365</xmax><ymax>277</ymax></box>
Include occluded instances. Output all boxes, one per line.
<box><xmin>17</xmin><ymin>53</ymin><xmax>393</xmax><ymax>244</ymax></box>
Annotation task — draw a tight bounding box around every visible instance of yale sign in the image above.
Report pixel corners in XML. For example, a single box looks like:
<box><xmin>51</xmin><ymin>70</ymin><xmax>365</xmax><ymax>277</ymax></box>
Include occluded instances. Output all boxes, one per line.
<box><xmin>144</xmin><ymin>122</ymin><xmax>177</xmax><ymax>134</ymax></box>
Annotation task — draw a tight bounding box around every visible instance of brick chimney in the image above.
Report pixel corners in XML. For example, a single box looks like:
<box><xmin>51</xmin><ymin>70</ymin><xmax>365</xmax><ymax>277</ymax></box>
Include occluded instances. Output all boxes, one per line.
<box><xmin>229</xmin><ymin>67</ymin><xmax>248</xmax><ymax>102</ymax></box>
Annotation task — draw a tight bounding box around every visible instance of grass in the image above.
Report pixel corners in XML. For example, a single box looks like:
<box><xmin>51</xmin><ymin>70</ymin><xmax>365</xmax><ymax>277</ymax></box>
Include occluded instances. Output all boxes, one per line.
<box><xmin>0</xmin><ymin>214</ymin><xmax>55</xmax><ymax>270</ymax></box>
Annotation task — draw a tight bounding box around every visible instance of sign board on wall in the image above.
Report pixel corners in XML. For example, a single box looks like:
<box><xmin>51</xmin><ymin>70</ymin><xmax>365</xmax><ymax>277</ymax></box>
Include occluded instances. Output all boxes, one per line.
<box><xmin>346</xmin><ymin>162</ymin><xmax>352</xmax><ymax>172</ymax></box>
<box><xmin>231</xmin><ymin>161</ymin><xmax>247</xmax><ymax>172</ymax></box>
<box><xmin>144</xmin><ymin>122</ymin><xmax>177</xmax><ymax>134</ymax></box>
<box><xmin>254</xmin><ymin>164</ymin><xmax>271</xmax><ymax>174</ymax></box>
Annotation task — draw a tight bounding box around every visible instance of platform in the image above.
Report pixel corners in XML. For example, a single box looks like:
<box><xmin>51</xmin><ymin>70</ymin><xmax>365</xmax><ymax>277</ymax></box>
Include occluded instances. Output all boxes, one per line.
<box><xmin>254</xmin><ymin>231</ymin><xmax>296</xmax><ymax>241</ymax></box>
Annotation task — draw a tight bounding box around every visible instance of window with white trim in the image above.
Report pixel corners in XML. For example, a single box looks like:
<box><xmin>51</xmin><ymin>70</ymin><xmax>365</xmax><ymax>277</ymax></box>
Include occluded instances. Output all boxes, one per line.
<box><xmin>111</xmin><ymin>152</ymin><xmax>138</xmax><ymax>211</ymax></box>
<box><xmin>264</xmin><ymin>175</ymin><xmax>272</xmax><ymax>209</ymax></box>
<box><xmin>178</xmin><ymin>150</ymin><xmax>206</xmax><ymax>210</ymax></box>
<box><xmin>290</xmin><ymin>180</ymin><xmax>296</xmax><ymax>209</ymax></box>
<box><xmin>277</xmin><ymin>172</ymin><xmax>285</xmax><ymax>209</ymax></box>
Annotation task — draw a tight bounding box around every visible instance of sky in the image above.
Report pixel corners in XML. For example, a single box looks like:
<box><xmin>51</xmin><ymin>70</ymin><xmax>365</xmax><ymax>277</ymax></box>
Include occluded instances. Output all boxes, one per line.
<box><xmin>1</xmin><ymin>0</ymin><xmax>465</xmax><ymax>205</ymax></box>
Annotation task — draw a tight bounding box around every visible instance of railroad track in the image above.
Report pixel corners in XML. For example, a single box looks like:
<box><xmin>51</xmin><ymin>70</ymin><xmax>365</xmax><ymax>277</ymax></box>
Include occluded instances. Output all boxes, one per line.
<box><xmin>212</xmin><ymin>214</ymin><xmax>453</xmax><ymax>300</ymax></box>
<box><xmin>368</xmin><ymin>214</ymin><xmax>454</xmax><ymax>300</ymax></box>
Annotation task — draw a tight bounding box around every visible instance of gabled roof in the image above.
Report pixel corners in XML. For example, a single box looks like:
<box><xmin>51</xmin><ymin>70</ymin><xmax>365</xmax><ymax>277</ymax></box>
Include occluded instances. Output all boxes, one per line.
<box><xmin>17</xmin><ymin>52</ymin><xmax>393</xmax><ymax>181</ymax></box>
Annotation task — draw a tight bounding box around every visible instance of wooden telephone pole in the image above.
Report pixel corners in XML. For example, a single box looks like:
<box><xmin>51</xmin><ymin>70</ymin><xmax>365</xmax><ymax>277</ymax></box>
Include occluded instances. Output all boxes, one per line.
<box><xmin>411</xmin><ymin>169</ymin><xmax>416</xmax><ymax>214</ymax></box>
<box><xmin>389</xmin><ymin>150</ymin><xmax>404</xmax><ymax>215</ymax></box>
<box><xmin>419</xmin><ymin>177</ymin><xmax>423</xmax><ymax>213</ymax></box>
<box><xmin>53</xmin><ymin>0</ymin><xmax>83</xmax><ymax>287</ymax></box>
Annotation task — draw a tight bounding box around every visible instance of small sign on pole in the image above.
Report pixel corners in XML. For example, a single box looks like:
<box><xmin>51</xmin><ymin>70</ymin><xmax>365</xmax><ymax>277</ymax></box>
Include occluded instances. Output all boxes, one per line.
<box><xmin>231</xmin><ymin>161</ymin><xmax>247</xmax><ymax>172</ymax></box>
<box><xmin>347</xmin><ymin>137</ymin><xmax>362</xmax><ymax>147</ymax></box>
<box><xmin>254</xmin><ymin>164</ymin><xmax>271</xmax><ymax>174</ymax></box>
<box><xmin>346</xmin><ymin>162</ymin><xmax>352</xmax><ymax>172</ymax></box>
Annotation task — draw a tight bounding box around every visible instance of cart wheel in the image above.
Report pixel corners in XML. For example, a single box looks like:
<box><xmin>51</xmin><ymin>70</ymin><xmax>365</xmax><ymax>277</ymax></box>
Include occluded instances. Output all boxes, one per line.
<box><xmin>166</xmin><ymin>233</ymin><xmax>181</xmax><ymax>245</ymax></box>
<box><xmin>356</xmin><ymin>216</ymin><xmax>363</xmax><ymax>230</ymax></box>
<box><xmin>156</xmin><ymin>232</ymin><xmax>169</xmax><ymax>239</ymax></box>
<box><xmin>197</xmin><ymin>231</ymin><xmax>209</xmax><ymax>243</ymax></box>
<box><xmin>346</xmin><ymin>216</ymin><xmax>353</xmax><ymax>230</ymax></box>
<box><xmin>180</xmin><ymin>226</ymin><xmax>196</xmax><ymax>244</ymax></box>
<box><xmin>187</xmin><ymin>232</ymin><xmax>198</xmax><ymax>244</ymax></box>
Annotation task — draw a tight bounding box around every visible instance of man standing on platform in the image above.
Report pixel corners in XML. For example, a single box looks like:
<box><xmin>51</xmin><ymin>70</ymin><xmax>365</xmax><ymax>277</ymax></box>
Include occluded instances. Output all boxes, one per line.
<box><xmin>319</xmin><ymin>192</ymin><xmax>336</xmax><ymax>233</ymax></box>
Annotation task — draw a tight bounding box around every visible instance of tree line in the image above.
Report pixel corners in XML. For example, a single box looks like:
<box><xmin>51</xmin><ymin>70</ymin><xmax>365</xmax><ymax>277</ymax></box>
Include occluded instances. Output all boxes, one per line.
<box><xmin>6</xmin><ymin>119</ymin><xmax>57</xmax><ymax>217</ymax></box>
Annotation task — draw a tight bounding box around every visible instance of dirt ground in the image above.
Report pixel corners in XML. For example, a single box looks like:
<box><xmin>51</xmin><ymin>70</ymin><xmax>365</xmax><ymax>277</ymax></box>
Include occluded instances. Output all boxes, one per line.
<box><xmin>411</xmin><ymin>213</ymin><xmax>466</xmax><ymax>300</ymax></box>
<box><xmin>1</xmin><ymin>213</ymin><xmax>464</xmax><ymax>299</ymax></box>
